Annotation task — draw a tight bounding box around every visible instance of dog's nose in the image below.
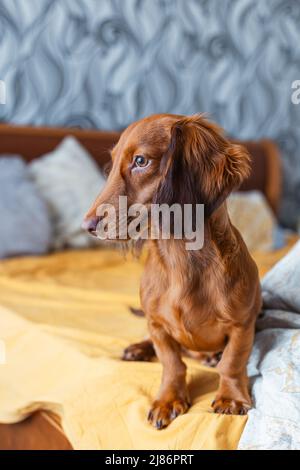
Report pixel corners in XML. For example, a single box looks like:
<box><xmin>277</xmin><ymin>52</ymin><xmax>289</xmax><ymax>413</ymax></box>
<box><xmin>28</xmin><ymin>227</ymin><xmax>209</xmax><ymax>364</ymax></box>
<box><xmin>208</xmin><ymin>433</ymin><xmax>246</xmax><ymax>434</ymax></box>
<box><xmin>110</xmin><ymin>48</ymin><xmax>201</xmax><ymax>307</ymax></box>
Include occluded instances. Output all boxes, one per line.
<box><xmin>82</xmin><ymin>216</ymin><xmax>100</xmax><ymax>235</ymax></box>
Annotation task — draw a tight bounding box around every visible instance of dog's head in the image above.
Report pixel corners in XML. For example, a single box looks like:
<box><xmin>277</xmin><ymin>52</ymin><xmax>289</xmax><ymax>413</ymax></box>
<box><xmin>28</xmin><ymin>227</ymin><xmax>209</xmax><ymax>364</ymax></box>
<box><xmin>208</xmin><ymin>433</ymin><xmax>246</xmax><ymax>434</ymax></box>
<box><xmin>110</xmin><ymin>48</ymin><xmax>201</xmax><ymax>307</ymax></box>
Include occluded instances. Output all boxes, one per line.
<box><xmin>83</xmin><ymin>114</ymin><xmax>250</xmax><ymax>239</ymax></box>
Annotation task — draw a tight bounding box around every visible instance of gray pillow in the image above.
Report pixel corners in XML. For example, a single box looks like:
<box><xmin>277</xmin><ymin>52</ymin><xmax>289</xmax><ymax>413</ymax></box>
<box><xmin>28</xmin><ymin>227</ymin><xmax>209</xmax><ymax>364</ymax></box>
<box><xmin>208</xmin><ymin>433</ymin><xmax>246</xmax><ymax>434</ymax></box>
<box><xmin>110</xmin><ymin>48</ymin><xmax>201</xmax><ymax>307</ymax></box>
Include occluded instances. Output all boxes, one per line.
<box><xmin>0</xmin><ymin>156</ymin><xmax>52</xmax><ymax>258</ymax></box>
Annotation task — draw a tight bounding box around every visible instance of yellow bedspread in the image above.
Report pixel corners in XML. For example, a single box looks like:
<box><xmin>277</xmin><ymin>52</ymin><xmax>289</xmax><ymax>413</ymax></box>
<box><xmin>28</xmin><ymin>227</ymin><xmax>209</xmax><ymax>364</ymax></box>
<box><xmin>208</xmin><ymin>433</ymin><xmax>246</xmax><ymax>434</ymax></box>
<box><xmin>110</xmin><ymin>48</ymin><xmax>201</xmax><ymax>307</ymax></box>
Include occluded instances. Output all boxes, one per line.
<box><xmin>0</xmin><ymin>249</ymin><xmax>248</xmax><ymax>450</ymax></box>
<box><xmin>0</xmin><ymin>239</ymin><xmax>297</xmax><ymax>450</ymax></box>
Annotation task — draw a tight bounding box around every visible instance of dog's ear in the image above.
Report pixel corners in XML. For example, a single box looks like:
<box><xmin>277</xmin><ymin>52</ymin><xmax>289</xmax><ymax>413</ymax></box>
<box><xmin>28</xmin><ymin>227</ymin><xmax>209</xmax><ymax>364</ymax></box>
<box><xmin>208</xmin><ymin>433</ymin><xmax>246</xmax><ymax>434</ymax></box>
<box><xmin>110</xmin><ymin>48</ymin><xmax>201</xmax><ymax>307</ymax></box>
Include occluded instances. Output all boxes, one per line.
<box><xmin>154</xmin><ymin>114</ymin><xmax>250</xmax><ymax>217</ymax></box>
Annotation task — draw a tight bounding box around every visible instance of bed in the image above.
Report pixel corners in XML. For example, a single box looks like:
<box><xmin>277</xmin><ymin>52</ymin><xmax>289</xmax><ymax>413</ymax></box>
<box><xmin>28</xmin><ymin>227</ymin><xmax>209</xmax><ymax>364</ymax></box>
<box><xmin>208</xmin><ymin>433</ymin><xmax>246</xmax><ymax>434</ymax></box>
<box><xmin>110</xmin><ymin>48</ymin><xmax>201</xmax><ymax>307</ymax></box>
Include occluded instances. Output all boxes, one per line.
<box><xmin>0</xmin><ymin>123</ymin><xmax>294</xmax><ymax>450</ymax></box>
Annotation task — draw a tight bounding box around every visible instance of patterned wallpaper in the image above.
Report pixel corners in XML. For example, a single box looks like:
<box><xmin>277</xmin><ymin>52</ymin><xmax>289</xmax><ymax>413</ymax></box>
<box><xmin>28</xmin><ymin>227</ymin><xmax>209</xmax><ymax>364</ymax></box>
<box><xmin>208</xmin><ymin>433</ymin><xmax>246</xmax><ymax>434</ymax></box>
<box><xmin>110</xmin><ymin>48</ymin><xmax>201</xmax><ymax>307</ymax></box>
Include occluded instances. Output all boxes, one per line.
<box><xmin>0</xmin><ymin>0</ymin><xmax>299</xmax><ymax>228</ymax></box>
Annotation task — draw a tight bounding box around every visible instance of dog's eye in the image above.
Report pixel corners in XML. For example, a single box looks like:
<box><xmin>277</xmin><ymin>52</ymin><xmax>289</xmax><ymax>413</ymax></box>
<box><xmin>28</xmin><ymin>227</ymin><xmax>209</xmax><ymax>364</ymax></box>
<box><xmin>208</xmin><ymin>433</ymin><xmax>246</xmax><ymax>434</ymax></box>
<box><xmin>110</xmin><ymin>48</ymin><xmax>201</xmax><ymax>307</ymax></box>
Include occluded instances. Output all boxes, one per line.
<box><xmin>103</xmin><ymin>160</ymin><xmax>112</xmax><ymax>178</ymax></box>
<box><xmin>134</xmin><ymin>155</ymin><xmax>149</xmax><ymax>168</ymax></box>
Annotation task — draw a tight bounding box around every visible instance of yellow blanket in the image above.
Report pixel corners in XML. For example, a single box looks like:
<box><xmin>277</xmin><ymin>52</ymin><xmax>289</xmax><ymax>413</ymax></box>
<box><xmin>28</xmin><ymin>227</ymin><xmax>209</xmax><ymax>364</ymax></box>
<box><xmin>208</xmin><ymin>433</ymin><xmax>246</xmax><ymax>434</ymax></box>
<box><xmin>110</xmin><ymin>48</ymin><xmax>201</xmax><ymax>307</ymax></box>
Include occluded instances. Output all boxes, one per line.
<box><xmin>0</xmin><ymin>249</ymin><xmax>248</xmax><ymax>450</ymax></box>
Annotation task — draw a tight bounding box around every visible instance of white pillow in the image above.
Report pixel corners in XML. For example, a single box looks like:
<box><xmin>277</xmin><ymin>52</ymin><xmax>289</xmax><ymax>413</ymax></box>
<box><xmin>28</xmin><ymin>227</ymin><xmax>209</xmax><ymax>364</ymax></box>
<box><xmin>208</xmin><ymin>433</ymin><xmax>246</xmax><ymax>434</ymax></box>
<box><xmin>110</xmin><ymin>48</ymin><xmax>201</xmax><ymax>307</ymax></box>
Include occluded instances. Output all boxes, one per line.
<box><xmin>28</xmin><ymin>136</ymin><xmax>105</xmax><ymax>249</ymax></box>
<box><xmin>227</xmin><ymin>191</ymin><xmax>275</xmax><ymax>252</ymax></box>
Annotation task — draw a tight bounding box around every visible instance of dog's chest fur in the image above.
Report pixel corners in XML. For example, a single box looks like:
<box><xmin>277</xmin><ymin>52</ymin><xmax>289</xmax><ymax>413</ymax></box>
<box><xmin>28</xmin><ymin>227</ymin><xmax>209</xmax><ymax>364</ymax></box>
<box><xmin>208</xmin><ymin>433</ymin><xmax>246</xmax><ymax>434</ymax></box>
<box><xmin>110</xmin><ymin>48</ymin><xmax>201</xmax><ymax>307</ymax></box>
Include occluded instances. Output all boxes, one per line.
<box><xmin>141</xmin><ymin>240</ymin><xmax>231</xmax><ymax>352</ymax></box>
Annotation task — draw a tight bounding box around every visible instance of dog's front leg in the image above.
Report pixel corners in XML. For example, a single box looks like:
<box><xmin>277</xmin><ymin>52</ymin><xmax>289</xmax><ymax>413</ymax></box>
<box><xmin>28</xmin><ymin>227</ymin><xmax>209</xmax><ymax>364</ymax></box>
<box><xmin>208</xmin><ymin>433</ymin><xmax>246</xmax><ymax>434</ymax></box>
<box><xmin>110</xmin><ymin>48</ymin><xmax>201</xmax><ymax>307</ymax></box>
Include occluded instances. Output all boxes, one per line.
<box><xmin>147</xmin><ymin>322</ymin><xmax>190</xmax><ymax>429</ymax></box>
<box><xmin>212</xmin><ymin>323</ymin><xmax>255</xmax><ymax>415</ymax></box>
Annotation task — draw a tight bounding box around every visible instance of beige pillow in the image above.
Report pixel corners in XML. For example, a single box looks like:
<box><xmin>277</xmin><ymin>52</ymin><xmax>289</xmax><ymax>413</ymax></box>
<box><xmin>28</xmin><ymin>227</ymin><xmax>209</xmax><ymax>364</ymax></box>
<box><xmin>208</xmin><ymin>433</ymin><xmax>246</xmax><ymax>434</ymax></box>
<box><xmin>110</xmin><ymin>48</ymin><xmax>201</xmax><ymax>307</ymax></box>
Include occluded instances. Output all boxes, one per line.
<box><xmin>227</xmin><ymin>191</ymin><xmax>275</xmax><ymax>252</ymax></box>
<box><xmin>29</xmin><ymin>136</ymin><xmax>105</xmax><ymax>249</ymax></box>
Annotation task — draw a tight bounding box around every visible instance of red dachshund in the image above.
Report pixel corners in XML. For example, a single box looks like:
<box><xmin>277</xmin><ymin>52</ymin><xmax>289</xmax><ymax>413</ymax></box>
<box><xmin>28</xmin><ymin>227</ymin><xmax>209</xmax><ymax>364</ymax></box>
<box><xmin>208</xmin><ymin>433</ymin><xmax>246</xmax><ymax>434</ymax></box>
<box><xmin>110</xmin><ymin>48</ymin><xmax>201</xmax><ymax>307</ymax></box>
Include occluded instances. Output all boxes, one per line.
<box><xmin>83</xmin><ymin>114</ymin><xmax>262</xmax><ymax>429</ymax></box>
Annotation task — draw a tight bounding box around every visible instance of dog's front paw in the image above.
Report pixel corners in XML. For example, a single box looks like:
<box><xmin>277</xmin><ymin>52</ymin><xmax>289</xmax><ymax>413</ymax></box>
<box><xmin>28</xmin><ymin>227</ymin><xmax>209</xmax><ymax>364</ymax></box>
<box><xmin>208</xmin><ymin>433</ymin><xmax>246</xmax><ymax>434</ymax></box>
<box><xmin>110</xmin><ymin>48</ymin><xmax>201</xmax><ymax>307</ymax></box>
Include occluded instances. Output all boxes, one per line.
<box><xmin>148</xmin><ymin>398</ymin><xmax>190</xmax><ymax>429</ymax></box>
<box><xmin>211</xmin><ymin>397</ymin><xmax>250</xmax><ymax>415</ymax></box>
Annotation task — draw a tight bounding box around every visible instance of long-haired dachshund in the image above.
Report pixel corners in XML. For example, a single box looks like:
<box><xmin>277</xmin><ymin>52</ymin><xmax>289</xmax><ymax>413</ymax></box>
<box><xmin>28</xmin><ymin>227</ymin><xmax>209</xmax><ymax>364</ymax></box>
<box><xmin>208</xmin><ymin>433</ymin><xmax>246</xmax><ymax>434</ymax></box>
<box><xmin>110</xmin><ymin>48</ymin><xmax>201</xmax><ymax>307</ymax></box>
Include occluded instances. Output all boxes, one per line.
<box><xmin>83</xmin><ymin>114</ymin><xmax>262</xmax><ymax>429</ymax></box>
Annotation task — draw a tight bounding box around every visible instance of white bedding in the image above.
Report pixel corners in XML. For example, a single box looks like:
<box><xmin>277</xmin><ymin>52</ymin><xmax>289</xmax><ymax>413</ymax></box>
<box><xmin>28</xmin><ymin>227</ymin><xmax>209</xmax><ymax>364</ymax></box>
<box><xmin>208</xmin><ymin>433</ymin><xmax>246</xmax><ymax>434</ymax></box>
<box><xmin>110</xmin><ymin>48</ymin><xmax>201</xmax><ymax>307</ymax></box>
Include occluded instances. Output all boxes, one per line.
<box><xmin>239</xmin><ymin>241</ymin><xmax>300</xmax><ymax>449</ymax></box>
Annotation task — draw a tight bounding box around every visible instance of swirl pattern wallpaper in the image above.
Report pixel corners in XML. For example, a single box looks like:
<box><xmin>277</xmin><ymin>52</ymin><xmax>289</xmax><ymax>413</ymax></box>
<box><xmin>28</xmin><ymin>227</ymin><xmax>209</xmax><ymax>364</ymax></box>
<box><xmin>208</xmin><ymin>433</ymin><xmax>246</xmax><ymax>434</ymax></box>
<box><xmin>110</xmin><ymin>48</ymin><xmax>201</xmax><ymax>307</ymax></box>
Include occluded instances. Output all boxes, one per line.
<box><xmin>0</xmin><ymin>0</ymin><xmax>299</xmax><ymax>227</ymax></box>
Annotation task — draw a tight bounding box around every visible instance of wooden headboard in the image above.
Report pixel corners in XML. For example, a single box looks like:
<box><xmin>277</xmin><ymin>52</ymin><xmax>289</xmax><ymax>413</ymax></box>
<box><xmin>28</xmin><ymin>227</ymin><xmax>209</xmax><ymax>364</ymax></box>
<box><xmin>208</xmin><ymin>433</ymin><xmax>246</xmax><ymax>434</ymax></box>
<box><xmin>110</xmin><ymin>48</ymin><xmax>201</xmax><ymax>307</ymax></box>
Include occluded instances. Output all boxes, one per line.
<box><xmin>0</xmin><ymin>124</ymin><xmax>120</xmax><ymax>167</ymax></box>
<box><xmin>0</xmin><ymin>124</ymin><xmax>282</xmax><ymax>214</ymax></box>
